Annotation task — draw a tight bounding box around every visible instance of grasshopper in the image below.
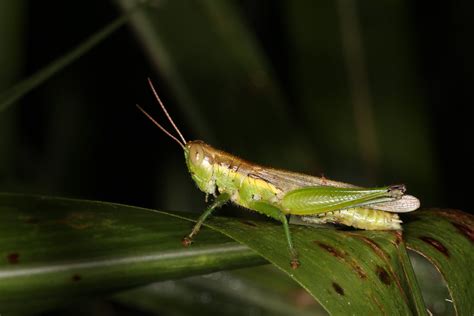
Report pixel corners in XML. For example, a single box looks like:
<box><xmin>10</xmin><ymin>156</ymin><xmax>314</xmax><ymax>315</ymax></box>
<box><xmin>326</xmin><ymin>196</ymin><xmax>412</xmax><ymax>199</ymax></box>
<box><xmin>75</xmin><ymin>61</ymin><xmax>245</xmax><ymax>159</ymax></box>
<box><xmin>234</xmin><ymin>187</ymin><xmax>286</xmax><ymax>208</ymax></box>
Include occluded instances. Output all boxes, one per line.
<box><xmin>137</xmin><ymin>79</ymin><xmax>420</xmax><ymax>269</ymax></box>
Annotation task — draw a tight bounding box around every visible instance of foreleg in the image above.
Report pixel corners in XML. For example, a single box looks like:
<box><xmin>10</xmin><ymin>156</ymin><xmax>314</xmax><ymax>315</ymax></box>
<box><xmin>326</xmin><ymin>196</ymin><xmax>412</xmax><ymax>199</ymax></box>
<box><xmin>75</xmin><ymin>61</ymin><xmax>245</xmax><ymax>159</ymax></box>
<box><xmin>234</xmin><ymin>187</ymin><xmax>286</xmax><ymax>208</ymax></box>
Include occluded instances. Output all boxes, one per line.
<box><xmin>182</xmin><ymin>193</ymin><xmax>230</xmax><ymax>246</ymax></box>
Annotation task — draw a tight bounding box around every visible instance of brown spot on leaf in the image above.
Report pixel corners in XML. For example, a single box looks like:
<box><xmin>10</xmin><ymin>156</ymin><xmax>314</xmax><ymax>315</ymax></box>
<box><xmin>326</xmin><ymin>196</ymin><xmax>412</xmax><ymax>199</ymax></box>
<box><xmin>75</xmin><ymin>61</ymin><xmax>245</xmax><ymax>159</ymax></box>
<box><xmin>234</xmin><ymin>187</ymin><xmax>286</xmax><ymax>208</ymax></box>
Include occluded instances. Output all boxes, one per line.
<box><xmin>349</xmin><ymin>260</ymin><xmax>367</xmax><ymax>279</ymax></box>
<box><xmin>7</xmin><ymin>253</ymin><xmax>20</xmax><ymax>264</ymax></box>
<box><xmin>332</xmin><ymin>282</ymin><xmax>344</xmax><ymax>295</ymax></box>
<box><xmin>394</xmin><ymin>231</ymin><xmax>403</xmax><ymax>245</ymax></box>
<box><xmin>376</xmin><ymin>266</ymin><xmax>391</xmax><ymax>285</ymax></box>
<box><xmin>452</xmin><ymin>222</ymin><xmax>474</xmax><ymax>244</ymax></box>
<box><xmin>419</xmin><ymin>236</ymin><xmax>449</xmax><ymax>257</ymax></box>
<box><xmin>436</xmin><ymin>209</ymin><xmax>474</xmax><ymax>224</ymax></box>
<box><xmin>72</xmin><ymin>274</ymin><xmax>82</xmax><ymax>282</ymax></box>
<box><xmin>57</xmin><ymin>212</ymin><xmax>95</xmax><ymax>229</ymax></box>
<box><xmin>314</xmin><ymin>241</ymin><xmax>345</xmax><ymax>259</ymax></box>
<box><xmin>241</xmin><ymin>220</ymin><xmax>257</xmax><ymax>227</ymax></box>
<box><xmin>349</xmin><ymin>234</ymin><xmax>390</xmax><ymax>261</ymax></box>
<box><xmin>314</xmin><ymin>241</ymin><xmax>367</xmax><ymax>278</ymax></box>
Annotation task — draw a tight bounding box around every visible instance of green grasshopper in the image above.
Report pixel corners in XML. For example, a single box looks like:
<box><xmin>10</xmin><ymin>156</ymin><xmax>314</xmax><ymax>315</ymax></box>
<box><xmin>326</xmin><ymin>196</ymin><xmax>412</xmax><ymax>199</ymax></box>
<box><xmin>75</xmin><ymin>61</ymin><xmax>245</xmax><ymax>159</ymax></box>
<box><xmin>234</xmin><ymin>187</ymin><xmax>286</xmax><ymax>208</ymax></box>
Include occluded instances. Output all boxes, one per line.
<box><xmin>137</xmin><ymin>79</ymin><xmax>420</xmax><ymax>269</ymax></box>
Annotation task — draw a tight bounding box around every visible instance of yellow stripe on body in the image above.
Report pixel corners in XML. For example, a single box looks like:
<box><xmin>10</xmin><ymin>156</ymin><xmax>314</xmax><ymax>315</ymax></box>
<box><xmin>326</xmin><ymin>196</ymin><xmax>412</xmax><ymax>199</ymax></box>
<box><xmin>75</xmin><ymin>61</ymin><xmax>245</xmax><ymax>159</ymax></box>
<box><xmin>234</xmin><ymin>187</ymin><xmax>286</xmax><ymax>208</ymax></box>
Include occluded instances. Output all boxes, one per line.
<box><xmin>213</xmin><ymin>162</ymin><xmax>281</xmax><ymax>211</ymax></box>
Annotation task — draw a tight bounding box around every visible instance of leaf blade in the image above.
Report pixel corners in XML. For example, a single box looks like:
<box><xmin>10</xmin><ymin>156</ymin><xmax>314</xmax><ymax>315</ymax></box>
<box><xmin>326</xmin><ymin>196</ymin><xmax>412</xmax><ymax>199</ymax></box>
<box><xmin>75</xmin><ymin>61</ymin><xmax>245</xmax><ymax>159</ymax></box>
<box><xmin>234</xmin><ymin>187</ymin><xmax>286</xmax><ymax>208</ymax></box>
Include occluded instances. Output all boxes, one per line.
<box><xmin>178</xmin><ymin>211</ymin><xmax>427</xmax><ymax>315</ymax></box>
<box><xmin>404</xmin><ymin>209</ymin><xmax>474</xmax><ymax>315</ymax></box>
<box><xmin>0</xmin><ymin>193</ymin><xmax>265</xmax><ymax>313</ymax></box>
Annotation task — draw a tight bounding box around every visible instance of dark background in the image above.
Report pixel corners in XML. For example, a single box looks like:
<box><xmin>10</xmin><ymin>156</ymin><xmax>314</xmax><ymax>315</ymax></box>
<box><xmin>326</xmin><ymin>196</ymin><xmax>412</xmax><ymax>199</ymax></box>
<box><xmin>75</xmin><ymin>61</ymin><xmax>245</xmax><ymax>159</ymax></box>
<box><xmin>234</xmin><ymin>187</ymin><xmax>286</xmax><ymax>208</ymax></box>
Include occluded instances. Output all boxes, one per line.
<box><xmin>1</xmin><ymin>0</ymin><xmax>473</xmax><ymax>214</ymax></box>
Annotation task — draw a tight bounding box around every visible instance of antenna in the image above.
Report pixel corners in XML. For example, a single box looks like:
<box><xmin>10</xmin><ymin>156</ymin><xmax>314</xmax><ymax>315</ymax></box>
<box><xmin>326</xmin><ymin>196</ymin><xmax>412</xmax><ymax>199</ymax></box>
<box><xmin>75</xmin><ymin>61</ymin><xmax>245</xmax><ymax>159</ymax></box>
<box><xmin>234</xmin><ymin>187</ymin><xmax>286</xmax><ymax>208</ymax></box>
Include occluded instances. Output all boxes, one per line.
<box><xmin>136</xmin><ymin>104</ymin><xmax>186</xmax><ymax>150</ymax></box>
<box><xmin>147</xmin><ymin>78</ymin><xmax>187</xmax><ymax>145</ymax></box>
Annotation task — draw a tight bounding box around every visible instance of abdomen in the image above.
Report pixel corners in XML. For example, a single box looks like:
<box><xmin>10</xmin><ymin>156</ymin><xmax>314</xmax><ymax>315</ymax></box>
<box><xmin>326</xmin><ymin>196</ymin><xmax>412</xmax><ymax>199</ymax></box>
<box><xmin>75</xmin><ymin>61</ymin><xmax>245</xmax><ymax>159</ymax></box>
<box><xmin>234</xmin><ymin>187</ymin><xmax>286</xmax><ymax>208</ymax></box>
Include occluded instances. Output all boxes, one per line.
<box><xmin>299</xmin><ymin>207</ymin><xmax>402</xmax><ymax>230</ymax></box>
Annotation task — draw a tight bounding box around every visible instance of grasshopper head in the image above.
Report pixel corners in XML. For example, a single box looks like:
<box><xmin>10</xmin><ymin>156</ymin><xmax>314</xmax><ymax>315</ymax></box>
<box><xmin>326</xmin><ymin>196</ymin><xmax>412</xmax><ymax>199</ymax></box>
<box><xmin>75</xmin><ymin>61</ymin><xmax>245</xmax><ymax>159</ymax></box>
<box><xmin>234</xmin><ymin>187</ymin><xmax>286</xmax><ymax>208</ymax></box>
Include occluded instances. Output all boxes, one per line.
<box><xmin>185</xmin><ymin>140</ymin><xmax>216</xmax><ymax>195</ymax></box>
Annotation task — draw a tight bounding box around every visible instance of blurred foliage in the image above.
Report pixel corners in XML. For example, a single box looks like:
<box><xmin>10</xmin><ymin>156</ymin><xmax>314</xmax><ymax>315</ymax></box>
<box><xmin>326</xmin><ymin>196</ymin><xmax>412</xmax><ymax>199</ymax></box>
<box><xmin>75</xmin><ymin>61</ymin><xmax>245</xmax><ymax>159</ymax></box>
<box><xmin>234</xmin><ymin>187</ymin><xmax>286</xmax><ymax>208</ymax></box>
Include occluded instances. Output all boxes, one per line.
<box><xmin>0</xmin><ymin>0</ymin><xmax>473</xmax><ymax>315</ymax></box>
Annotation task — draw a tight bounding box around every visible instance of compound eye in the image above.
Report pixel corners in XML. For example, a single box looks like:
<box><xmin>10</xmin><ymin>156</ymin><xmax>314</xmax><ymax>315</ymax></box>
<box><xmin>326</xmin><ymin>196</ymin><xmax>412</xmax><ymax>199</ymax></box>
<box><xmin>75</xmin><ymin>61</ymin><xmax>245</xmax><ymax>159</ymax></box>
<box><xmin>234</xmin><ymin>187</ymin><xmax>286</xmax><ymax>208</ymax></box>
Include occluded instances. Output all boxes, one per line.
<box><xmin>189</xmin><ymin>144</ymin><xmax>204</xmax><ymax>165</ymax></box>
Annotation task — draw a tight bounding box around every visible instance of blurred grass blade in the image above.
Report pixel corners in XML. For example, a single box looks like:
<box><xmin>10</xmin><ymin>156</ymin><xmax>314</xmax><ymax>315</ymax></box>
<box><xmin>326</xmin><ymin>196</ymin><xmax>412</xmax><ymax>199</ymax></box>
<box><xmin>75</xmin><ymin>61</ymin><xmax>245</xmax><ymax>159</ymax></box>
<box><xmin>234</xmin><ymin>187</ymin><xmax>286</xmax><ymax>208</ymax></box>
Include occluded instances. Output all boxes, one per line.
<box><xmin>0</xmin><ymin>5</ymin><xmax>142</xmax><ymax>113</ymax></box>
<box><xmin>199</xmin><ymin>0</ymin><xmax>281</xmax><ymax>93</ymax></box>
<box><xmin>117</xmin><ymin>0</ymin><xmax>315</xmax><ymax>170</ymax></box>
<box><xmin>286</xmin><ymin>1</ymin><xmax>437</xmax><ymax>196</ymax></box>
<box><xmin>0</xmin><ymin>1</ymin><xmax>25</xmax><ymax>187</ymax></box>
<box><xmin>404</xmin><ymin>209</ymin><xmax>474</xmax><ymax>315</ymax></box>
<box><xmin>169</xmin><ymin>212</ymin><xmax>427</xmax><ymax>315</ymax></box>
<box><xmin>0</xmin><ymin>193</ymin><xmax>265</xmax><ymax>314</ymax></box>
<box><xmin>336</xmin><ymin>0</ymin><xmax>378</xmax><ymax>175</ymax></box>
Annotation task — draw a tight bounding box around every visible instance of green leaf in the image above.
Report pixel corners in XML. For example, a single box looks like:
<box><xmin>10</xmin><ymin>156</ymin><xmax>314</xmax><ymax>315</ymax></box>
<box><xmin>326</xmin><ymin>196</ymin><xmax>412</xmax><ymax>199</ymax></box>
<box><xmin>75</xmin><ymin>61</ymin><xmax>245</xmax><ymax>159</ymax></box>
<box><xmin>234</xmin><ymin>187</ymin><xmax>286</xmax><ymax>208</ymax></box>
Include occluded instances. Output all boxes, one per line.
<box><xmin>175</xmin><ymin>213</ymin><xmax>427</xmax><ymax>315</ymax></box>
<box><xmin>1</xmin><ymin>193</ymin><xmax>428</xmax><ymax>315</ymax></box>
<box><xmin>3</xmin><ymin>193</ymin><xmax>472</xmax><ymax>315</ymax></box>
<box><xmin>404</xmin><ymin>209</ymin><xmax>474</xmax><ymax>315</ymax></box>
<box><xmin>0</xmin><ymin>193</ymin><xmax>265</xmax><ymax>314</ymax></box>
